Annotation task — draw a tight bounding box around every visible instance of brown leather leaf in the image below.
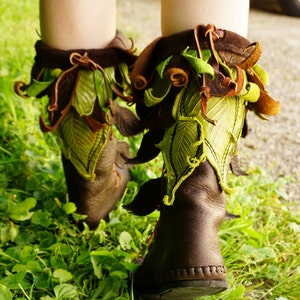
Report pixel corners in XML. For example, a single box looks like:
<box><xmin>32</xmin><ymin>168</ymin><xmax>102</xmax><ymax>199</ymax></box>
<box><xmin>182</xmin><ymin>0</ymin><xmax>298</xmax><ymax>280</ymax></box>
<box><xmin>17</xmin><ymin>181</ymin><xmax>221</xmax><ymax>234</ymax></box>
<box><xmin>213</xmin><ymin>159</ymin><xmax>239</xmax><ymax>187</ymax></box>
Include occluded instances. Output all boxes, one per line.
<box><xmin>41</xmin><ymin>65</ymin><xmax>79</xmax><ymax>132</ymax></box>
<box><xmin>112</xmin><ymin>101</ymin><xmax>143</xmax><ymax>136</ymax></box>
<box><xmin>123</xmin><ymin>178</ymin><xmax>162</xmax><ymax>216</ymax></box>
<box><xmin>123</xmin><ymin>128</ymin><xmax>164</xmax><ymax>164</ymax></box>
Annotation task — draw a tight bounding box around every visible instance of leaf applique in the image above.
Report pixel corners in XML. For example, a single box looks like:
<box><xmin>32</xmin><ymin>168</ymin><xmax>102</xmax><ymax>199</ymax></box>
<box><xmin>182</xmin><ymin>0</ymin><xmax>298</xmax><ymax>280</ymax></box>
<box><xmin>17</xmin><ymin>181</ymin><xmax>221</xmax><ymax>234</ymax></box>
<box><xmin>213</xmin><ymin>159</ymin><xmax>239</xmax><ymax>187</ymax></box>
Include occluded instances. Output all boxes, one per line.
<box><xmin>181</xmin><ymin>48</ymin><xmax>215</xmax><ymax>79</ymax></box>
<box><xmin>40</xmin><ymin>65</ymin><xmax>79</xmax><ymax>132</ymax></box>
<box><xmin>156</xmin><ymin>55</ymin><xmax>173</xmax><ymax>78</ymax></box>
<box><xmin>112</xmin><ymin>100</ymin><xmax>143</xmax><ymax>137</ymax></box>
<box><xmin>157</xmin><ymin>71</ymin><xmax>251</xmax><ymax>203</ymax></box>
<box><xmin>124</xmin><ymin>128</ymin><xmax>164</xmax><ymax>164</ymax></box>
<box><xmin>73</xmin><ymin>70</ymin><xmax>97</xmax><ymax>116</ymax></box>
<box><xmin>133</xmin><ymin>82</ymin><xmax>203</xmax><ymax>204</ymax></box>
<box><xmin>56</xmin><ymin>108</ymin><xmax>109</xmax><ymax>180</ymax></box>
<box><xmin>200</xmin><ymin>94</ymin><xmax>247</xmax><ymax>192</ymax></box>
<box><xmin>25</xmin><ymin>78</ymin><xmax>55</xmax><ymax>97</ymax></box>
<box><xmin>94</xmin><ymin>67</ymin><xmax>114</xmax><ymax>114</ymax></box>
<box><xmin>158</xmin><ymin>118</ymin><xmax>205</xmax><ymax>205</ymax></box>
<box><xmin>124</xmin><ymin>178</ymin><xmax>163</xmax><ymax>216</ymax></box>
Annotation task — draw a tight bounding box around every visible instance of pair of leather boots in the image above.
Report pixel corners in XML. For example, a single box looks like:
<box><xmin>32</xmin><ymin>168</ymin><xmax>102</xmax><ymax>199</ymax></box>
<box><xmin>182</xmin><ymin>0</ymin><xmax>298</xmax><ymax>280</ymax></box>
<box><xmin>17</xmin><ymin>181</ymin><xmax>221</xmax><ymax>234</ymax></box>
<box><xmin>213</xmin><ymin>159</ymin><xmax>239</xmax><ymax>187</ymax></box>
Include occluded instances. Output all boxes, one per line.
<box><xmin>15</xmin><ymin>24</ymin><xmax>279</xmax><ymax>299</ymax></box>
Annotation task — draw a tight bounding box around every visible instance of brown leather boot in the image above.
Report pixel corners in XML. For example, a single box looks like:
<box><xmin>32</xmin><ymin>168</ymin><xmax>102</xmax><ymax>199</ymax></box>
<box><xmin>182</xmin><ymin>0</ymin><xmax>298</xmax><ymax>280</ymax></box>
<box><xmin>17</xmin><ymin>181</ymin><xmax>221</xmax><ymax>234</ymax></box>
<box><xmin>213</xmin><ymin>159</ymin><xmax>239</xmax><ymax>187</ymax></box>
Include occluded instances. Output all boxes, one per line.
<box><xmin>132</xmin><ymin>161</ymin><xmax>227</xmax><ymax>299</ymax></box>
<box><xmin>127</xmin><ymin>24</ymin><xmax>279</xmax><ymax>299</ymax></box>
<box><xmin>62</xmin><ymin>130</ymin><xmax>132</xmax><ymax>229</ymax></box>
<box><xmin>15</xmin><ymin>31</ymin><xmax>142</xmax><ymax>228</ymax></box>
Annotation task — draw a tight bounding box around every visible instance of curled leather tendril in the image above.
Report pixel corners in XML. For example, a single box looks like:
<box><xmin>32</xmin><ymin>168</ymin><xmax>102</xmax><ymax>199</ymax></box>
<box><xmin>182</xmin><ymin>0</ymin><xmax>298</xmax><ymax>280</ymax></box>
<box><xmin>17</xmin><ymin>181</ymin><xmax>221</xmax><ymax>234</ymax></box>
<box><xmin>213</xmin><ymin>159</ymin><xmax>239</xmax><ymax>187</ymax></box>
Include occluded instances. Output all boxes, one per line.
<box><xmin>113</xmin><ymin>33</ymin><xmax>137</xmax><ymax>55</ymax></box>
<box><xmin>240</xmin><ymin>42</ymin><xmax>262</xmax><ymax>70</ymax></box>
<box><xmin>14</xmin><ymin>66</ymin><xmax>48</xmax><ymax>98</ymax></box>
<box><xmin>14</xmin><ymin>81</ymin><xmax>28</xmax><ymax>98</ymax></box>
<box><xmin>199</xmin><ymin>86</ymin><xmax>217</xmax><ymax>125</ymax></box>
<box><xmin>128</xmin><ymin>37</ymin><xmax>137</xmax><ymax>54</ymax></box>
<box><xmin>133</xmin><ymin>75</ymin><xmax>148</xmax><ymax>90</ymax></box>
<box><xmin>164</xmin><ymin>68</ymin><xmax>189</xmax><ymax>88</ymax></box>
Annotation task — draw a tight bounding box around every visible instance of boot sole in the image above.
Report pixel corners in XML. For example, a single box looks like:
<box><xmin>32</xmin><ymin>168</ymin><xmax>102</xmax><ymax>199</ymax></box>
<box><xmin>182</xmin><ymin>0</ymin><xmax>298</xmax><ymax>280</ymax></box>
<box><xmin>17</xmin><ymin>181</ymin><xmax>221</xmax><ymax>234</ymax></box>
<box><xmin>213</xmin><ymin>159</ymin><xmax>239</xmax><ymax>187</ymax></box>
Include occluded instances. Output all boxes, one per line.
<box><xmin>135</xmin><ymin>279</ymin><xmax>228</xmax><ymax>299</ymax></box>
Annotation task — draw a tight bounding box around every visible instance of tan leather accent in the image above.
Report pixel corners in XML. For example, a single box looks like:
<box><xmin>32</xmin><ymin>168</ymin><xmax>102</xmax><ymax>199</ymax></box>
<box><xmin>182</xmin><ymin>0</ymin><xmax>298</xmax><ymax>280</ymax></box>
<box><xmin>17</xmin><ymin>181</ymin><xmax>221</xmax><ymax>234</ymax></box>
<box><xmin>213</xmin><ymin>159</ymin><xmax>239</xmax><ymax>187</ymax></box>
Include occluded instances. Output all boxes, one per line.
<box><xmin>246</xmin><ymin>68</ymin><xmax>280</xmax><ymax>117</ymax></box>
<box><xmin>249</xmin><ymin>89</ymin><xmax>281</xmax><ymax>117</ymax></box>
<box><xmin>164</xmin><ymin>67</ymin><xmax>189</xmax><ymax>87</ymax></box>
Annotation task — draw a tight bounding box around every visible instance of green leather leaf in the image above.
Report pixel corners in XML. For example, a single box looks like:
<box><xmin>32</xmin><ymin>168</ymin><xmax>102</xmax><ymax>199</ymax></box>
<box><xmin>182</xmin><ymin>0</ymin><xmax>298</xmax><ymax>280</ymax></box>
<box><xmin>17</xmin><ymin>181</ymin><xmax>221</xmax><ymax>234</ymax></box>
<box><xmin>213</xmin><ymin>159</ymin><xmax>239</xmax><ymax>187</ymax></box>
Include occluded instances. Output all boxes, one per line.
<box><xmin>200</xmin><ymin>94</ymin><xmax>247</xmax><ymax>192</ymax></box>
<box><xmin>26</xmin><ymin>78</ymin><xmax>55</xmax><ymax>97</ymax></box>
<box><xmin>94</xmin><ymin>67</ymin><xmax>114</xmax><ymax>113</ymax></box>
<box><xmin>240</xmin><ymin>82</ymin><xmax>260</xmax><ymax>103</ymax></box>
<box><xmin>73</xmin><ymin>70</ymin><xmax>97</xmax><ymax>116</ymax></box>
<box><xmin>148</xmin><ymin>83</ymin><xmax>204</xmax><ymax>204</ymax></box>
<box><xmin>115</xmin><ymin>63</ymin><xmax>132</xmax><ymax>98</ymax></box>
<box><xmin>43</xmin><ymin>67</ymin><xmax>62</xmax><ymax>80</ymax></box>
<box><xmin>73</xmin><ymin>68</ymin><xmax>115</xmax><ymax>117</ymax></box>
<box><xmin>117</xmin><ymin>62</ymin><xmax>131</xmax><ymax>87</ymax></box>
<box><xmin>158</xmin><ymin>119</ymin><xmax>205</xmax><ymax>205</ymax></box>
<box><xmin>181</xmin><ymin>48</ymin><xmax>215</xmax><ymax>78</ymax></box>
<box><xmin>157</xmin><ymin>72</ymin><xmax>249</xmax><ymax>204</ymax></box>
<box><xmin>56</xmin><ymin>108</ymin><xmax>109</xmax><ymax>180</ymax></box>
<box><xmin>184</xmin><ymin>48</ymin><xmax>212</xmax><ymax>62</ymax></box>
<box><xmin>173</xmin><ymin>81</ymin><xmax>202</xmax><ymax>118</ymax></box>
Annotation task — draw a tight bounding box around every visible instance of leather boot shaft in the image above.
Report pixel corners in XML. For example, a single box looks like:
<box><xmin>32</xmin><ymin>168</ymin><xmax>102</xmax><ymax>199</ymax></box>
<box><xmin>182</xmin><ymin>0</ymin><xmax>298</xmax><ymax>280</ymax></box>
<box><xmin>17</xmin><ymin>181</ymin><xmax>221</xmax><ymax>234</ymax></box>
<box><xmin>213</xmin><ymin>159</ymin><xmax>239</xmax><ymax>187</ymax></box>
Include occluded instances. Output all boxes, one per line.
<box><xmin>134</xmin><ymin>161</ymin><xmax>227</xmax><ymax>298</ymax></box>
<box><xmin>160</xmin><ymin>161</ymin><xmax>226</xmax><ymax>270</ymax></box>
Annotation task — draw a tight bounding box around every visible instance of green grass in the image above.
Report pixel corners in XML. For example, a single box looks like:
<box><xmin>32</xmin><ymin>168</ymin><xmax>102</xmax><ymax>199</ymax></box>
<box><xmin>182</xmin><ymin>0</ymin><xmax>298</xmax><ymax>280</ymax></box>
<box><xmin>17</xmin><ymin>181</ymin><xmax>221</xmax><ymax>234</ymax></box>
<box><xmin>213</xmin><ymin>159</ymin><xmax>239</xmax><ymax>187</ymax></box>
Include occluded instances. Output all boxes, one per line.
<box><xmin>1</xmin><ymin>1</ymin><xmax>299</xmax><ymax>299</ymax></box>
